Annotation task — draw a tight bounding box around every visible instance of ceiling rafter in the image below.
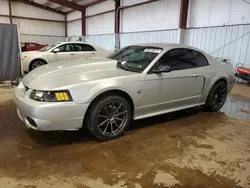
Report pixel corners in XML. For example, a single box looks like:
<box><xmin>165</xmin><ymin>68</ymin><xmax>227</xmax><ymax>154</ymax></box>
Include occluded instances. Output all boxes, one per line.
<box><xmin>12</xmin><ymin>0</ymin><xmax>67</xmax><ymax>15</ymax></box>
<box><xmin>47</xmin><ymin>0</ymin><xmax>85</xmax><ymax>11</ymax></box>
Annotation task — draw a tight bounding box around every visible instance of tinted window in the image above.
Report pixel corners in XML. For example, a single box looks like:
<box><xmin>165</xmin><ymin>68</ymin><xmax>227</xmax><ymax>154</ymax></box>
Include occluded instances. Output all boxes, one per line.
<box><xmin>57</xmin><ymin>44</ymin><xmax>74</xmax><ymax>52</ymax></box>
<box><xmin>80</xmin><ymin>44</ymin><xmax>96</xmax><ymax>51</ymax></box>
<box><xmin>157</xmin><ymin>49</ymin><xmax>209</xmax><ymax>71</ymax></box>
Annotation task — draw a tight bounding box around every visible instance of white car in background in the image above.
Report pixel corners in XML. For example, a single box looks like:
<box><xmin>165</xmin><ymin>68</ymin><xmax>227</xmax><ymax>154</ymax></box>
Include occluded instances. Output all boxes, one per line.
<box><xmin>21</xmin><ymin>42</ymin><xmax>111</xmax><ymax>73</ymax></box>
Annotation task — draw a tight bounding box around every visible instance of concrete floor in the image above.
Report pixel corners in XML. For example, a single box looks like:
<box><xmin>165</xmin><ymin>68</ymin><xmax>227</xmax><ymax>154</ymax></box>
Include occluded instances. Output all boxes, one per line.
<box><xmin>0</xmin><ymin>84</ymin><xmax>250</xmax><ymax>188</ymax></box>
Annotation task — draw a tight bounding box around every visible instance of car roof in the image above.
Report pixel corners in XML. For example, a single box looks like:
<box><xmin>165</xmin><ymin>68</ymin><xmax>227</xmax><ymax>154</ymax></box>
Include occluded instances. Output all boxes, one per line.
<box><xmin>53</xmin><ymin>41</ymin><xmax>105</xmax><ymax>51</ymax></box>
<box><xmin>133</xmin><ymin>43</ymin><xmax>203</xmax><ymax>52</ymax></box>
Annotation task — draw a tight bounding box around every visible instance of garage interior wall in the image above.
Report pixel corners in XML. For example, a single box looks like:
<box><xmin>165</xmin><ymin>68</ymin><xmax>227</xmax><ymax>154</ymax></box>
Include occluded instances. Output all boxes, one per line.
<box><xmin>120</xmin><ymin>0</ymin><xmax>180</xmax><ymax>47</ymax></box>
<box><xmin>185</xmin><ymin>0</ymin><xmax>250</xmax><ymax>68</ymax></box>
<box><xmin>0</xmin><ymin>0</ymin><xmax>66</xmax><ymax>44</ymax></box>
<box><xmin>86</xmin><ymin>0</ymin><xmax>115</xmax><ymax>50</ymax></box>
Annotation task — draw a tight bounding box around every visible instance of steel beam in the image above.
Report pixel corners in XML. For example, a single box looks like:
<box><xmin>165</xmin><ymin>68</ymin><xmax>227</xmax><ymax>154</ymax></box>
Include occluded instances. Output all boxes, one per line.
<box><xmin>8</xmin><ymin>0</ymin><xmax>13</xmax><ymax>24</ymax></box>
<box><xmin>179</xmin><ymin>0</ymin><xmax>189</xmax><ymax>29</ymax></box>
<box><xmin>82</xmin><ymin>9</ymin><xmax>86</xmax><ymax>36</ymax></box>
<box><xmin>12</xmin><ymin>0</ymin><xmax>66</xmax><ymax>15</ymax></box>
<box><xmin>47</xmin><ymin>0</ymin><xmax>84</xmax><ymax>11</ymax></box>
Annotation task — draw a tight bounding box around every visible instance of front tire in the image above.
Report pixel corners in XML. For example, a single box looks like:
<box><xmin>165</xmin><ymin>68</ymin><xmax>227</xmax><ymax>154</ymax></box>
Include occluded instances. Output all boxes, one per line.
<box><xmin>205</xmin><ymin>81</ymin><xmax>227</xmax><ymax>112</ymax></box>
<box><xmin>86</xmin><ymin>95</ymin><xmax>132</xmax><ymax>141</ymax></box>
<box><xmin>30</xmin><ymin>59</ymin><xmax>46</xmax><ymax>71</ymax></box>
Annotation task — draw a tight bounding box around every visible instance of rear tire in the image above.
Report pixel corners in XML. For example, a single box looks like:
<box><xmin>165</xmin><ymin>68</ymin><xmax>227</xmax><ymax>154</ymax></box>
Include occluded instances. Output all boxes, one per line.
<box><xmin>205</xmin><ymin>81</ymin><xmax>227</xmax><ymax>112</ymax></box>
<box><xmin>85</xmin><ymin>95</ymin><xmax>131</xmax><ymax>141</ymax></box>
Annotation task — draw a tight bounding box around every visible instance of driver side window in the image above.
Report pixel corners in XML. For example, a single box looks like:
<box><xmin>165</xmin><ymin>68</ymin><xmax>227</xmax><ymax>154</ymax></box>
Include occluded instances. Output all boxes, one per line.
<box><xmin>157</xmin><ymin>48</ymin><xmax>208</xmax><ymax>71</ymax></box>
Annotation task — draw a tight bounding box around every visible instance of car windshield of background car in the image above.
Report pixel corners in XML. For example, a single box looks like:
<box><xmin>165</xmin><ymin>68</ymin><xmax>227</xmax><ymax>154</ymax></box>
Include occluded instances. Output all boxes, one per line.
<box><xmin>39</xmin><ymin>43</ymin><xmax>60</xmax><ymax>52</ymax></box>
<box><xmin>108</xmin><ymin>46</ymin><xmax>162</xmax><ymax>72</ymax></box>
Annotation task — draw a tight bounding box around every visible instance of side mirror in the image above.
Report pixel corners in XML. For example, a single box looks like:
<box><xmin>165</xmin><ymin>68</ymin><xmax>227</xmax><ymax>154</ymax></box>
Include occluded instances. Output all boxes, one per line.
<box><xmin>153</xmin><ymin>65</ymin><xmax>171</xmax><ymax>74</ymax></box>
<box><xmin>53</xmin><ymin>48</ymin><xmax>60</xmax><ymax>53</ymax></box>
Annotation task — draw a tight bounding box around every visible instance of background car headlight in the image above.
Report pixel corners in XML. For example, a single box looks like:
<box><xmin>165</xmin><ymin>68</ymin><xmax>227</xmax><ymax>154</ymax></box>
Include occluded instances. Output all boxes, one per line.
<box><xmin>29</xmin><ymin>90</ymin><xmax>72</xmax><ymax>102</ymax></box>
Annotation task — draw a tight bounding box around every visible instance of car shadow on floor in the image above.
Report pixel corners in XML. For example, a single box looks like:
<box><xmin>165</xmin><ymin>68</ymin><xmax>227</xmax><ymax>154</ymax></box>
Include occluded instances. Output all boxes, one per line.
<box><xmin>26</xmin><ymin>107</ymin><xmax>203</xmax><ymax>147</ymax></box>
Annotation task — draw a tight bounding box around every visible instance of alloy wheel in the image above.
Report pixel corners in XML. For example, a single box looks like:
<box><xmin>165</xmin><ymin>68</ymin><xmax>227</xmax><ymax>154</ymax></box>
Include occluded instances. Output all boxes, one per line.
<box><xmin>212</xmin><ymin>85</ymin><xmax>227</xmax><ymax>109</ymax></box>
<box><xmin>32</xmin><ymin>61</ymin><xmax>45</xmax><ymax>70</ymax></box>
<box><xmin>97</xmin><ymin>101</ymin><xmax>128</xmax><ymax>136</ymax></box>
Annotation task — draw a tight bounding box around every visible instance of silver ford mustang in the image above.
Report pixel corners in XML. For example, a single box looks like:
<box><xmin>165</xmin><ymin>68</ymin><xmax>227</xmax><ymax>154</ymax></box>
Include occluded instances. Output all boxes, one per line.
<box><xmin>13</xmin><ymin>43</ymin><xmax>235</xmax><ymax>140</ymax></box>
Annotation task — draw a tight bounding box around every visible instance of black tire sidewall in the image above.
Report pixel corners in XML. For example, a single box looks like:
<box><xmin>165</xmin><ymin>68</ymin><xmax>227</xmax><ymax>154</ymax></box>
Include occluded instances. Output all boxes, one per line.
<box><xmin>205</xmin><ymin>81</ymin><xmax>227</xmax><ymax>112</ymax></box>
<box><xmin>86</xmin><ymin>95</ymin><xmax>132</xmax><ymax>140</ymax></box>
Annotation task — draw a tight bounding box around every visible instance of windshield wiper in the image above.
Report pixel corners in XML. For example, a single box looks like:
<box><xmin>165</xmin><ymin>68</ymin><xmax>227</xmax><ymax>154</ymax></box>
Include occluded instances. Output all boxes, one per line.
<box><xmin>117</xmin><ymin>62</ymin><xmax>128</xmax><ymax>71</ymax></box>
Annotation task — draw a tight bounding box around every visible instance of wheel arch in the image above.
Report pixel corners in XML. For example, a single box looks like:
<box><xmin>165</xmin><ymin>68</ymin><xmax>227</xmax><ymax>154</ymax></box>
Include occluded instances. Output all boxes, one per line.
<box><xmin>29</xmin><ymin>58</ymin><xmax>47</xmax><ymax>71</ymax></box>
<box><xmin>84</xmin><ymin>89</ymin><xmax>135</xmax><ymax>123</ymax></box>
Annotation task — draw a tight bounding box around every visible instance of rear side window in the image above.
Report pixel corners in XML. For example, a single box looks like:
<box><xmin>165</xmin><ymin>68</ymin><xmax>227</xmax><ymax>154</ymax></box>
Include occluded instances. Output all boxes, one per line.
<box><xmin>157</xmin><ymin>48</ymin><xmax>209</xmax><ymax>71</ymax></box>
<box><xmin>75</xmin><ymin>44</ymin><xmax>96</xmax><ymax>51</ymax></box>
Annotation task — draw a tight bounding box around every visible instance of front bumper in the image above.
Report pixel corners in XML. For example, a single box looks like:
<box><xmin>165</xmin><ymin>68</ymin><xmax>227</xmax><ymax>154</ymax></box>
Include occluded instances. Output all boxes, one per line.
<box><xmin>13</xmin><ymin>83</ymin><xmax>90</xmax><ymax>131</ymax></box>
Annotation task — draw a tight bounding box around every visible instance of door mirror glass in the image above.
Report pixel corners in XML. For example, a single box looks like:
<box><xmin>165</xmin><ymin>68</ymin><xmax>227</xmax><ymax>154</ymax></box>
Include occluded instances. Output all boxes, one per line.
<box><xmin>53</xmin><ymin>48</ymin><xmax>60</xmax><ymax>53</ymax></box>
<box><xmin>153</xmin><ymin>65</ymin><xmax>171</xmax><ymax>73</ymax></box>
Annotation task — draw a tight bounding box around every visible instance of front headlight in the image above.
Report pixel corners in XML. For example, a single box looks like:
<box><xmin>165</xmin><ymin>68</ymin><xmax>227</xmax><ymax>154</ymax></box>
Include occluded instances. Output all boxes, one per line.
<box><xmin>29</xmin><ymin>90</ymin><xmax>72</xmax><ymax>102</ymax></box>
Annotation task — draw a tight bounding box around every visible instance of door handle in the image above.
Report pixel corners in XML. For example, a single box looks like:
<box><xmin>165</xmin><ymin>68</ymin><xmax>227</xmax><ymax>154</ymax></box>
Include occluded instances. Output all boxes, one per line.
<box><xmin>192</xmin><ymin>73</ymin><xmax>199</xmax><ymax>77</ymax></box>
<box><xmin>70</xmin><ymin>53</ymin><xmax>75</xmax><ymax>55</ymax></box>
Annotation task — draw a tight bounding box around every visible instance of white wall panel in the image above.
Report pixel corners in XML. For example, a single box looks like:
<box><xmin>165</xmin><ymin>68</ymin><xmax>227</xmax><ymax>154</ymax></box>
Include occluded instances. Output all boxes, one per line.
<box><xmin>120</xmin><ymin>29</ymin><xmax>179</xmax><ymax>47</ymax></box>
<box><xmin>20</xmin><ymin>34</ymin><xmax>66</xmax><ymax>45</ymax></box>
<box><xmin>188</xmin><ymin>0</ymin><xmax>250</xmax><ymax>27</ymax></box>
<box><xmin>67</xmin><ymin>11</ymin><xmax>81</xmax><ymax>21</ymax></box>
<box><xmin>0</xmin><ymin>0</ymin><xmax>9</xmax><ymax>15</ymax></box>
<box><xmin>86</xmin><ymin>0</ymin><xmax>115</xmax><ymax>16</ymax></box>
<box><xmin>13</xmin><ymin>18</ymin><xmax>65</xmax><ymax>36</ymax></box>
<box><xmin>68</xmin><ymin>20</ymin><xmax>81</xmax><ymax>36</ymax></box>
<box><xmin>11</xmin><ymin>2</ymin><xmax>64</xmax><ymax>21</ymax></box>
<box><xmin>0</xmin><ymin>16</ymin><xmax>10</xmax><ymax>24</ymax></box>
<box><xmin>230</xmin><ymin>0</ymin><xmax>250</xmax><ymax>25</ymax></box>
<box><xmin>121</xmin><ymin>0</ymin><xmax>146</xmax><ymax>6</ymax></box>
<box><xmin>121</xmin><ymin>0</ymin><xmax>180</xmax><ymax>32</ymax></box>
<box><xmin>86</xmin><ymin>12</ymin><xmax>115</xmax><ymax>35</ymax></box>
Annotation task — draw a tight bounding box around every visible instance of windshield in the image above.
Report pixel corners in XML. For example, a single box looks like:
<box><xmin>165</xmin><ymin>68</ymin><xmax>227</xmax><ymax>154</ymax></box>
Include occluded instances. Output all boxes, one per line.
<box><xmin>108</xmin><ymin>46</ymin><xmax>162</xmax><ymax>72</ymax></box>
<box><xmin>39</xmin><ymin>43</ymin><xmax>60</xmax><ymax>52</ymax></box>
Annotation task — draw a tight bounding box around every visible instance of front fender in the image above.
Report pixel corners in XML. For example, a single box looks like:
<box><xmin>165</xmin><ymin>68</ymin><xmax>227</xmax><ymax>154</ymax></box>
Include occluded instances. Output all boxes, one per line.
<box><xmin>70</xmin><ymin>79</ymin><xmax>142</xmax><ymax>106</ymax></box>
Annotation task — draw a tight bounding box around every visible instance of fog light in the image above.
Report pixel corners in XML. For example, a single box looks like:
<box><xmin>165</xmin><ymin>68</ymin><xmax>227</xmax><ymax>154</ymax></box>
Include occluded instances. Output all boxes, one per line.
<box><xmin>26</xmin><ymin>117</ymin><xmax>37</xmax><ymax>127</ymax></box>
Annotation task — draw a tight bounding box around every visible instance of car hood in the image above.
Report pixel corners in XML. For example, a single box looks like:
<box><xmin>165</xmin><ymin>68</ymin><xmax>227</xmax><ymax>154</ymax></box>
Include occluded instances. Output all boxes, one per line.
<box><xmin>22</xmin><ymin>57</ymin><xmax>140</xmax><ymax>90</ymax></box>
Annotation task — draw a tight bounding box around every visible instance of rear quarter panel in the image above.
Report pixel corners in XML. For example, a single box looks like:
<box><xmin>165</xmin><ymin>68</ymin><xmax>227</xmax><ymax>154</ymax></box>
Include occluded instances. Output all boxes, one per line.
<box><xmin>198</xmin><ymin>55</ymin><xmax>235</xmax><ymax>103</ymax></box>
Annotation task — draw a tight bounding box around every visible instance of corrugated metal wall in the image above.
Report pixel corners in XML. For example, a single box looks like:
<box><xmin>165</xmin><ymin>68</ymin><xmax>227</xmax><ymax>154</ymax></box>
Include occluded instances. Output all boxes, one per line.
<box><xmin>86</xmin><ymin>34</ymin><xmax>115</xmax><ymax>51</ymax></box>
<box><xmin>184</xmin><ymin>25</ymin><xmax>250</xmax><ymax>68</ymax></box>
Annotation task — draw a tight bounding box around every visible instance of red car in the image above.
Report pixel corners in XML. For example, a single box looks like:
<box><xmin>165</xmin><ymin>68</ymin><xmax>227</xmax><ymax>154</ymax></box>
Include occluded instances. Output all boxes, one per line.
<box><xmin>21</xmin><ymin>42</ymin><xmax>47</xmax><ymax>52</ymax></box>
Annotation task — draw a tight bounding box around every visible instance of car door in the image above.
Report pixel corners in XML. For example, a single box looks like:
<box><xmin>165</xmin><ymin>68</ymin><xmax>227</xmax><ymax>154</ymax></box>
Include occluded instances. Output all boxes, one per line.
<box><xmin>53</xmin><ymin>43</ymin><xmax>76</xmax><ymax>62</ymax></box>
<box><xmin>142</xmin><ymin>48</ymin><xmax>207</xmax><ymax>115</ymax></box>
<box><xmin>75</xmin><ymin>43</ymin><xmax>96</xmax><ymax>59</ymax></box>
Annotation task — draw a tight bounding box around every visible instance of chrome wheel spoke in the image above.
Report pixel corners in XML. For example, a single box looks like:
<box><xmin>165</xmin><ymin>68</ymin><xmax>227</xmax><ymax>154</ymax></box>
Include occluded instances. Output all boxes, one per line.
<box><xmin>98</xmin><ymin>114</ymin><xmax>108</xmax><ymax>118</ymax></box>
<box><xmin>115</xmin><ymin>117</ymin><xmax>123</xmax><ymax>121</ymax></box>
<box><xmin>103</xmin><ymin>121</ymin><xmax>109</xmax><ymax>134</ymax></box>
<box><xmin>115</xmin><ymin>110</ymin><xmax>127</xmax><ymax>116</ymax></box>
<box><xmin>114</xmin><ymin>120</ymin><xmax>122</xmax><ymax>130</ymax></box>
<box><xmin>110</xmin><ymin>123</ymin><xmax>114</xmax><ymax>134</ymax></box>
<box><xmin>98</xmin><ymin>118</ymin><xmax>109</xmax><ymax>127</ymax></box>
<box><xmin>114</xmin><ymin>103</ymin><xmax>122</xmax><ymax>114</ymax></box>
